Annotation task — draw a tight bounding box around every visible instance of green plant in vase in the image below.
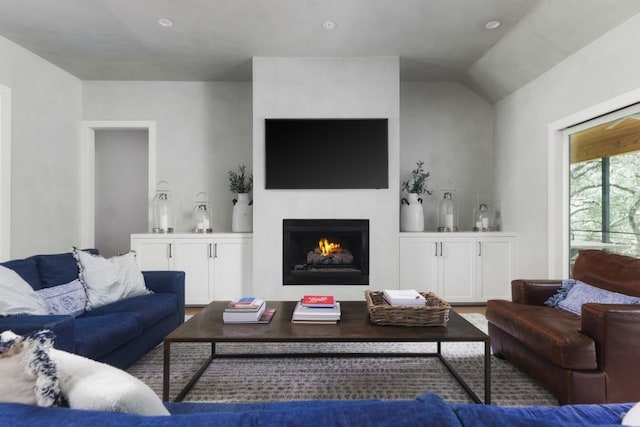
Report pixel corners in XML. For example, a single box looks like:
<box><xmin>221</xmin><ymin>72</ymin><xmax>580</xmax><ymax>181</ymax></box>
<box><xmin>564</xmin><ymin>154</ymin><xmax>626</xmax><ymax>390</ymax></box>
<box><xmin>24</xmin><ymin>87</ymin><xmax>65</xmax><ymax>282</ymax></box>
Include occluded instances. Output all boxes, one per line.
<box><xmin>401</xmin><ymin>160</ymin><xmax>431</xmax><ymax>196</ymax></box>
<box><xmin>228</xmin><ymin>164</ymin><xmax>253</xmax><ymax>194</ymax></box>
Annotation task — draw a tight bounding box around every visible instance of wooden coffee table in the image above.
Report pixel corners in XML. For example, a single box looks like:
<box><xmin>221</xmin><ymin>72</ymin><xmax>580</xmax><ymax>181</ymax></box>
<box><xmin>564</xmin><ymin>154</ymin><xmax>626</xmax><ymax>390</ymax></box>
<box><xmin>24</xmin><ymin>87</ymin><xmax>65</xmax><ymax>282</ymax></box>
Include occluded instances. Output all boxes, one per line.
<box><xmin>163</xmin><ymin>301</ymin><xmax>490</xmax><ymax>403</ymax></box>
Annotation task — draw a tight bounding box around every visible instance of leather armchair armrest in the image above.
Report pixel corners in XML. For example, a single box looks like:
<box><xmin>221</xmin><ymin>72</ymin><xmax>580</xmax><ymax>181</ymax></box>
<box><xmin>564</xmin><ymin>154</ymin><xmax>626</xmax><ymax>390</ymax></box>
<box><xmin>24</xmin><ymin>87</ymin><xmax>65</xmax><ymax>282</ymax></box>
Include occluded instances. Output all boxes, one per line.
<box><xmin>581</xmin><ymin>304</ymin><xmax>640</xmax><ymax>402</ymax></box>
<box><xmin>511</xmin><ymin>279</ymin><xmax>563</xmax><ymax>305</ymax></box>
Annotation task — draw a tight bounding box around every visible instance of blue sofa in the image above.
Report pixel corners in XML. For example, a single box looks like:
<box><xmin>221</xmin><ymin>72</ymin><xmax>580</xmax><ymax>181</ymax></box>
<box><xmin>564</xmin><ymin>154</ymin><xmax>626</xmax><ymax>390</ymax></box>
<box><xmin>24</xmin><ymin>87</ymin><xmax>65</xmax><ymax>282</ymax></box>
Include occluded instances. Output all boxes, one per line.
<box><xmin>0</xmin><ymin>393</ymin><xmax>634</xmax><ymax>426</ymax></box>
<box><xmin>0</xmin><ymin>250</ymin><xmax>184</xmax><ymax>369</ymax></box>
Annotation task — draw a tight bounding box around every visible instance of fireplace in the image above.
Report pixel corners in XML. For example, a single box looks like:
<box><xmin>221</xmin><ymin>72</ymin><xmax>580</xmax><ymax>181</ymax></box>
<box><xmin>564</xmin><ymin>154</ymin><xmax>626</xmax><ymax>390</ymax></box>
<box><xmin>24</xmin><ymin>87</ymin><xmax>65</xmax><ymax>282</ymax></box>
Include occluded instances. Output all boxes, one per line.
<box><xmin>282</xmin><ymin>219</ymin><xmax>369</xmax><ymax>285</ymax></box>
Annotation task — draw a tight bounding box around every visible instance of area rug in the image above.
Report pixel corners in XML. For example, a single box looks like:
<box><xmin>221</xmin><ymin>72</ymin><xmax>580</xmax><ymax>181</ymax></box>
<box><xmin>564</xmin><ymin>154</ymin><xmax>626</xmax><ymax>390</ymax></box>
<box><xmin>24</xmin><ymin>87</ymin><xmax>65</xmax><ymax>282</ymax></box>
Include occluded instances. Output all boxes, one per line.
<box><xmin>127</xmin><ymin>313</ymin><xmax>558</xmax><ymax>406</ymax></box>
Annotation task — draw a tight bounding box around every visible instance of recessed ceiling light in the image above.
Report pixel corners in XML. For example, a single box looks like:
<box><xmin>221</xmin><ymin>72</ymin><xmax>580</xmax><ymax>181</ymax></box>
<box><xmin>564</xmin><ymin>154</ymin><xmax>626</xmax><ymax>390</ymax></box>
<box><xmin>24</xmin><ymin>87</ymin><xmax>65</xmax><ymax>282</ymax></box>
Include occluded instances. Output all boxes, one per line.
<box><xmin>322</xmin><ymin>21</ymin><xmax>337</xmax><ymax>30</ymax></box>
<box><xmin>158</xmin><ymin>18</ymin><xmax>174</xmax><ymax>28</ymax></box>
<box><xmin>485</xmin><ymin>20</ymin><xmax>501</xmax><ymax>30</ymax></box>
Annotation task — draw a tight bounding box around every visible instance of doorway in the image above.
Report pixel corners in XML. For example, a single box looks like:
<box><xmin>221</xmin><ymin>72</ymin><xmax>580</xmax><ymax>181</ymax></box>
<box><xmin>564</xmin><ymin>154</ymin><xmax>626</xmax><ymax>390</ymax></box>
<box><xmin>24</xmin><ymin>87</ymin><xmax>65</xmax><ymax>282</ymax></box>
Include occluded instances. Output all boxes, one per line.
<box><xmin>80</xmin><ymin>121</ymin><xmax>156</xmax><ymax>252</ymax></box>
<box><xmin>95</xmin><ymin>129</ymin><xmax>149</xmax><ymax>257</ymax></box>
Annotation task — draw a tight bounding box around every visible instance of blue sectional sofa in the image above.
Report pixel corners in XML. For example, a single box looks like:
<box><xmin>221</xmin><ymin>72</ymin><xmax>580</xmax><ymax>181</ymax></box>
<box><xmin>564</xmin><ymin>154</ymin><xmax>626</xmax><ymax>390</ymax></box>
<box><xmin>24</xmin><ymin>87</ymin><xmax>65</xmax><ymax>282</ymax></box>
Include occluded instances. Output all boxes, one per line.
<box><xmin>0</xmin><ymin>393</ymin><xmax>634</xmax><ymax>426</ymax></box>
<box><xmin>0</xmin><ymin>250</ymin><xmax>184</xmax><ymax>369</ymax></box>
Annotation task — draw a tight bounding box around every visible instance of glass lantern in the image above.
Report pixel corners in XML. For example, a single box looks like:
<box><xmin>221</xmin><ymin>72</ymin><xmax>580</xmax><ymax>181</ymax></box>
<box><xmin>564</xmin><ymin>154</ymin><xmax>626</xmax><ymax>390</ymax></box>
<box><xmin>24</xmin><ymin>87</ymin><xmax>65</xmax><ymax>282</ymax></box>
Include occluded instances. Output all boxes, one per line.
<box><xmin>152</xmin><ymin>181</ymin><xmax>173</xmax><ymax>233</ymax></box>
<box><xmin>192</xmin><ymin>192</ymin><xmax>212</xmax><ymax>233</ymax></box>
<box><xmin>437</xmin><ymin>189</ymin><xmax>458</xmax><ymax>232</ymax></box>
<box><xmin>473</xmin><ymin>198</ymin><xmax>494</xmax><ymax>232</ymax></box>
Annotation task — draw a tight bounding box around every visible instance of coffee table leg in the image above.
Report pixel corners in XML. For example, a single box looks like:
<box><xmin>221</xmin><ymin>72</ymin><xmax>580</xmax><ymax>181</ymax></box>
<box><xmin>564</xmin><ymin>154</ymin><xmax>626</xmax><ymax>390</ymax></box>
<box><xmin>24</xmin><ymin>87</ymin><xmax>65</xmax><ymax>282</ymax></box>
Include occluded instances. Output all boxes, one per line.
<box><xmin>163</xmin><ymin>340</ymin><xmax>171</xmax><ymax>401</ymax></box>
<box><xmin>484</xmin><ymin>340</ymin><xmax>491</xmax><ymax>405</ymax></box>
<box><xmin>173</xmin><ymin>341</ymin><xmax>215</xmax><ymax>402</ymax></box>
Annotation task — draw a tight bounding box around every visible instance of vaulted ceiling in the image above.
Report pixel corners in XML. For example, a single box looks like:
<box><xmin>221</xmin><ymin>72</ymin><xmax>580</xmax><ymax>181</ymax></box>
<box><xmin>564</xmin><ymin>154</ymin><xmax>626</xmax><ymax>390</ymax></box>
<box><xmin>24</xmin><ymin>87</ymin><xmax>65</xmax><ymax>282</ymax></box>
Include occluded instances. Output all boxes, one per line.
<box><xmin>1</xmin><ymin>0</ymin><xmax>639</xmax><ymax>102</ymax></box>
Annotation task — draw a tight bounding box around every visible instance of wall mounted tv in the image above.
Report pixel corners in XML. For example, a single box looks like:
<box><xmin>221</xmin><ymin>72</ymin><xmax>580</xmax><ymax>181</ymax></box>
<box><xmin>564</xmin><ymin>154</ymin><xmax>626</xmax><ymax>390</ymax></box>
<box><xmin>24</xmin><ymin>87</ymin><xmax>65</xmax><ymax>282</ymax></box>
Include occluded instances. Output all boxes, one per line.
<box><xmin>265</xmin><ymin>118</ymin><xmax>388</xmax><ymax>190</ymax></box>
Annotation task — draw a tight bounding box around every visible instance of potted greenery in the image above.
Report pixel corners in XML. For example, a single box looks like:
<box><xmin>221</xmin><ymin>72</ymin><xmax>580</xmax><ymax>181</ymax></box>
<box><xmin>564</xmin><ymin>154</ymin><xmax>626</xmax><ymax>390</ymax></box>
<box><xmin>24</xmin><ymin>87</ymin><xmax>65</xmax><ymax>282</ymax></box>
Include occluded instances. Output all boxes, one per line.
<box><xmin>400</xmin><ymin>160</ymin><xmax>431</xmax><ymax>232</ymax></box>
<box><xmin>401</xmin><ymin>160</ymin><xmax>431</xmax><ymax>196</ymax></box>
<box><xmin>228</xmin><ymin>165</ymin><xmax>253</xmax><ymax>232</ymax></box>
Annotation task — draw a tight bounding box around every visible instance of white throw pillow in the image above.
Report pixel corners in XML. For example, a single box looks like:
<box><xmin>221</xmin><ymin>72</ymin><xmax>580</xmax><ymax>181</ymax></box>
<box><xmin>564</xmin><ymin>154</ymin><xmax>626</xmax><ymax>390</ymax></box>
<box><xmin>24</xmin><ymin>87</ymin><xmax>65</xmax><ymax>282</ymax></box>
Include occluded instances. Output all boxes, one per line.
<box><xmin>0</xmin><ymin>265</ymin><xmax>48</xmax><ymax>315</ymax></box>
<box><xmin>0</xmin><ymin>330</ymin><xmax>60</xmax><ymax>407</ymax></box>
<box><xmin>624</xmin><ymin>402</ymin><xmax>640</xmax><ymax>426</ymax></box>
<box><xmin>50</xmin><ymin>347</ymin><xmax>169</xmax><ymax>415</ymax></box>
<box><xmin>73</xmin><ymin>249</ymin><xmax>151</xmax><ymax>310</ymax></box>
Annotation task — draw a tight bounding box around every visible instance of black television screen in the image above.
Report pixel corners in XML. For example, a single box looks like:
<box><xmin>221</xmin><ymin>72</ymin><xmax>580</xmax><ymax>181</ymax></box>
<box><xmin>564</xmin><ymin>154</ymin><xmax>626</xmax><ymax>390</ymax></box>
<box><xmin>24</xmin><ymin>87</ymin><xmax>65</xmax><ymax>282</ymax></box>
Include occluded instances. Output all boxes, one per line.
<box><xmin>265</xmin><ymin>118</ymin><xmax>388</xmax><ymax>189</ymax></box>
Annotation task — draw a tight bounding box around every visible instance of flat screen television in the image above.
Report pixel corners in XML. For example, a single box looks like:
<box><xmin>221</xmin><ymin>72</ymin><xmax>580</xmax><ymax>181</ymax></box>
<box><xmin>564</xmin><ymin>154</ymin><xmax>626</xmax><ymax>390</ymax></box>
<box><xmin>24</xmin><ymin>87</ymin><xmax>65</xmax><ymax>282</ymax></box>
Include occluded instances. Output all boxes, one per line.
<box><xmin>265</xmin><ymin>118</ymin><xmax>388</xmax><ymax>189</ymax></box>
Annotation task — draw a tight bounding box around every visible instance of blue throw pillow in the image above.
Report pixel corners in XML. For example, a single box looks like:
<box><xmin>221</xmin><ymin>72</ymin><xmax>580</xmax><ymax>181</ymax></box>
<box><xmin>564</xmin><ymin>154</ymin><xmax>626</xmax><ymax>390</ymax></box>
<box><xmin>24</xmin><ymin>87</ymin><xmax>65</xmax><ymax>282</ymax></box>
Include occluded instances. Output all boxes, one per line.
<box><xmin>36</xmin><ymin>279</ymin><xmax>87</xmax><ymax>317</ymax></box>
<box><xmin>544</xmin><ymin>279</ymin><xmax>576</xmax><ymax>307</ymax></box>
<box><xmin>556</xmin><ymin>281</ymin><xmax>640</xmax><ymax>316</ymax></box>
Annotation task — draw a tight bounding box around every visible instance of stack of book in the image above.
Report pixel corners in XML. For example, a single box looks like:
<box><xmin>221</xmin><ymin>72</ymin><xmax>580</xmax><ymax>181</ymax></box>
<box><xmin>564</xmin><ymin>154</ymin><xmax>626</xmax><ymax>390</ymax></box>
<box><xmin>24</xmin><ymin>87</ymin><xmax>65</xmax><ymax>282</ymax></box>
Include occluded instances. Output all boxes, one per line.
<box><xmin>223</xmin><ymin>297</ymin><xmax>276</xmax><ymax>323</ymax></box>
<box><xmin>291</xmin><ymin>295</ymin><xmax>341</xmax><ymax>324</ymax></box>
<box><xmin>383</xmin><ymin>289</ymin><xmax>426</xmax><ymax>307</ymax></box>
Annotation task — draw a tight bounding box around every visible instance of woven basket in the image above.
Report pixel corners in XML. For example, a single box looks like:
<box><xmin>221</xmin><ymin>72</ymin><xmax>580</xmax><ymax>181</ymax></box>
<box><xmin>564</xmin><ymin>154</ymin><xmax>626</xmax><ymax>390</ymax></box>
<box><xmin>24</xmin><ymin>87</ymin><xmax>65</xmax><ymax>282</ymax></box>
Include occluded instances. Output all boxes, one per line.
<box><xmin>365</xmin><ymin>291</ymin><xmax>451</xmax><ymax>327</ymax></box>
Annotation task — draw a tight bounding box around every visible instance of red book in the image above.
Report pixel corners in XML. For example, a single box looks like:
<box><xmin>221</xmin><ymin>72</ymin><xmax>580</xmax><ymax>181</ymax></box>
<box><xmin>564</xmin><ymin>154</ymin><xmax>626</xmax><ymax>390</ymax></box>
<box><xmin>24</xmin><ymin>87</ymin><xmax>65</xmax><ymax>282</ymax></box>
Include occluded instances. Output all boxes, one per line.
<box><xmin>301</xmin><ymin>295</ymin><xmax>335</xmax><ymax>308</ymax></box>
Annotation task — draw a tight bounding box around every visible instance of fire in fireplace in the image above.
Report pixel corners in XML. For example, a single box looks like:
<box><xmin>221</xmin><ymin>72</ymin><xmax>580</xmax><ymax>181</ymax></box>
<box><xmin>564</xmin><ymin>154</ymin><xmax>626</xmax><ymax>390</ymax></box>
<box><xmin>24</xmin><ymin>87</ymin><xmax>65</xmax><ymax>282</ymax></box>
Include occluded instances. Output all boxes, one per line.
<box><xmin>283</xmin><ymin>219</ymin><xmax>369</xmax><ymax>285</ymax></box>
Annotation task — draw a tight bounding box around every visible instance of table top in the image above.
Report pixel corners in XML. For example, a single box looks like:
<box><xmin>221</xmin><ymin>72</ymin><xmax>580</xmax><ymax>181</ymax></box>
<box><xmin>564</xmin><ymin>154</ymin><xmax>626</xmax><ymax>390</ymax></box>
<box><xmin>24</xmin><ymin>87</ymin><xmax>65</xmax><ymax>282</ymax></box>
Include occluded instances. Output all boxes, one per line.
<box><xmin>165</xmin><ymin>301</ymin><xmax>488</xmax><ymax>343</ymax></box>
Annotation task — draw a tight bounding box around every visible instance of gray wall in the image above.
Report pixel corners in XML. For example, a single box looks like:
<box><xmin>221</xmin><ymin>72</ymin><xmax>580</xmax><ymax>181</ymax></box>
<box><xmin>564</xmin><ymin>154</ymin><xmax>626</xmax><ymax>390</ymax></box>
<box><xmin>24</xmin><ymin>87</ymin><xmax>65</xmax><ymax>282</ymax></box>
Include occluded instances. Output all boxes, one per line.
<box><xmin>495</xmin><ymin>12</ymin><xmax>640</xmax><ymax>278</ymax></box>
<box><xmin>83</xmin><ymin>81</ymin><xmax>253</xmax><ymax>233</ymax></box>
<box><xmin>95</xmin><ymin>129</ymin><xmax>148</xmax><ymax>257</ymax></box>
<box><xmin>0</xmin><ymin>34</ymin><xmax>82</xmax><ymax>259</ymax></box>
<box><xmin>400</xmin><ymin>82</ymin><xmax>495</xmax><ymax>231</ymax></box>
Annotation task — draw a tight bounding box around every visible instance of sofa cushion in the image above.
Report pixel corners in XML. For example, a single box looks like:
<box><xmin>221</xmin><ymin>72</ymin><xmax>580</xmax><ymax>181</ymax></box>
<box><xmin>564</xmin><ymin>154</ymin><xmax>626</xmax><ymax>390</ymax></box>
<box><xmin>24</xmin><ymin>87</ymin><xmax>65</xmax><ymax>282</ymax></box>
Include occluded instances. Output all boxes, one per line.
<box><xmin>0</xmin><ymin>265</ymin><xmax>48</xmax><ymax>316</ymax></box>
<box><xmin>36</xmin><ymin>251</ymin><xmax>93</xmax><ymax>289</ymax></box>
<box><xmin>574</xmin><ymin>250</ymin><xmax>640</xmax><ymax>297</ymax></box>
<box><xmin>82</xmin><ymin>293</ymin><xmax>177</xmax><ymax>329</ymax></box>
<box><xmin>0</xmin><ymin>257</ymin><xmax>42</xmax><ymax>290</ymax></box>
<box><xmin>486</xmin><ymin>300</ymin><xmax>597</xmax><ymax>369</ymax></box>
<box><xmin>452</xmin><ymin>402</ymin><xmax>632</xmax><ymax>427</ymax></box>
<box><xmin>36</xmin><ymin>279</ymin><xmax>87</xmax><ymax>317</ymax></box>
<box><xmin>74</xmin><ymin>313</ymin><xmax>143</xmax><ymax>360</ymax></box>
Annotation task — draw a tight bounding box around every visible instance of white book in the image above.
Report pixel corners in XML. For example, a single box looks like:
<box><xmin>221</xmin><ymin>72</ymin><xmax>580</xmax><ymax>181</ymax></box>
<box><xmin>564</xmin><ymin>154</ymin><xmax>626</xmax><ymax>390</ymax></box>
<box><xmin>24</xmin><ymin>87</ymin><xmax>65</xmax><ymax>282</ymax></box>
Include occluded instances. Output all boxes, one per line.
<box><xmin>223</xmin><ymin>301</ymin><xmax>266</xmax><ymax>322</ymax></box>
<box><xmin>383</xmin><ymin>289</ymin><xmax>425</xmax><ymax>306</ymax></box>
<box><xmin>292</xmin><ymin>301</ymin><xmax>341</xmax><ymax>321</ymax></box>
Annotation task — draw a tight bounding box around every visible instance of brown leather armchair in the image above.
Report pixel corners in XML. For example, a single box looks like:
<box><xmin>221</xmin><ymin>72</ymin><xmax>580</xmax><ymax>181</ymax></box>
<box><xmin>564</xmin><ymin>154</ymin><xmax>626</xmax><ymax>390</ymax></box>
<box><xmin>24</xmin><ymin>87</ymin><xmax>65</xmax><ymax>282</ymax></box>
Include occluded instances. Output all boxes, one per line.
<box><xmin>486</xmin><ymin>250</ymin><xmax>640</xmax><ymax>404</ymax></box>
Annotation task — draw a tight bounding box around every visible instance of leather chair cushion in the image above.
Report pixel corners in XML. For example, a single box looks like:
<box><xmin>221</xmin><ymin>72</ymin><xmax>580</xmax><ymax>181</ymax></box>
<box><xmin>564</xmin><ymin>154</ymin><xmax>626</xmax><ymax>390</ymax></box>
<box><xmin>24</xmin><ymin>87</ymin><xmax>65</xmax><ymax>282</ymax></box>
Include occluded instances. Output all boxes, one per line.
<box><xmin>487</xmin><ymin>300</ymin><xmax>597</xmax><ymax>370</ymax></box>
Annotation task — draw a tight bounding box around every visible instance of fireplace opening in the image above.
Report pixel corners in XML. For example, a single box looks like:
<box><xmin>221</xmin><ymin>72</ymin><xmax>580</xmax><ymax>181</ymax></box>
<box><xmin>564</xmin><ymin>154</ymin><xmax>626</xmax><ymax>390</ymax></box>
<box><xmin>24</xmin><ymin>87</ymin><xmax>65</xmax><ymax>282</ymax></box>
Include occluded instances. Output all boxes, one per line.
<box><xmin>283</xmin><ymin>219</ymin><xmax>369</xmax><ymax>285</ymax></box>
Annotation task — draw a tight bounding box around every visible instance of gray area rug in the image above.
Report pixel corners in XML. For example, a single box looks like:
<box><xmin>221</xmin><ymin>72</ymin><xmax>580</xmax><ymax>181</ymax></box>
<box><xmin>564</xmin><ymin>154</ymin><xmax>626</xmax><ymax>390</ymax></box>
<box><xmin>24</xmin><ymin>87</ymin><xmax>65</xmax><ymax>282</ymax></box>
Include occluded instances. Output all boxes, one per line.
<box><xmin>127</xmin><ymin>313</ymin><xmax>558</xmax><ymax>406</ymax></box>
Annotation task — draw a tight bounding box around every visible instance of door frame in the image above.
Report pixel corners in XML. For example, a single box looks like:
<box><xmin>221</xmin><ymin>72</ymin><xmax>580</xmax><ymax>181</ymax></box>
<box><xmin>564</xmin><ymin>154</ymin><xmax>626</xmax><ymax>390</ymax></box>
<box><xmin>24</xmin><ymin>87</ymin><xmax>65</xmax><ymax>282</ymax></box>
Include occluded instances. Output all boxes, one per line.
<box><xmin>79</xmin><ymin>120</ymin><xmax>156</xmax><ymax>248</ymax></box>
<box><xmin>0</xmin><ymin>84</ymin><xmax>11</xmax><ymax>260</ymax></box>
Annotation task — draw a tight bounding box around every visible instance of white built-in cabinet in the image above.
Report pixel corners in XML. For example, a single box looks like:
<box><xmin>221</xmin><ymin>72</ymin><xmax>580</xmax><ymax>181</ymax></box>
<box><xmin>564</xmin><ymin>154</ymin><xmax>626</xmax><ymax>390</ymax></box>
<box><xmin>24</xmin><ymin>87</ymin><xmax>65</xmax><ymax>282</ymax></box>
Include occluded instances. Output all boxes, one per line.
<box><xmin>131</xmin><ymin>233</ymin><xmax>252</xmax><ymax>305</ymax></box>
<box><xmin>399</xmin><ymin>232</ymin><xmax>516</xmax><ymax>303</ymax></box>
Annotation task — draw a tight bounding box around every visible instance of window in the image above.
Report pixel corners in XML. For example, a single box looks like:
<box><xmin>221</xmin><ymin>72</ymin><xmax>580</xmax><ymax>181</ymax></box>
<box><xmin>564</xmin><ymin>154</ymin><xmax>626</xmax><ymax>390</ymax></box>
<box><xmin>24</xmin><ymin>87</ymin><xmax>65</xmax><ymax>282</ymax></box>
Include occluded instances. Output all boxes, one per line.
<box><xmin>569</xmin><ymin>113</ymin><xmax>640</xmax><ymax>265</ymax></box>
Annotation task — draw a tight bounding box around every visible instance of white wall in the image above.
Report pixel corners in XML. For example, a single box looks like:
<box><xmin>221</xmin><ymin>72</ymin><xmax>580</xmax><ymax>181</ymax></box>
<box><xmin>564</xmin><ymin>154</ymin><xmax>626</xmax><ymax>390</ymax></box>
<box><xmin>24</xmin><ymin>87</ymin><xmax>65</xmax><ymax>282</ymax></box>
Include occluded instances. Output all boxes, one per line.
<box><xmin>252</xmin><ymin>57</ymin><xmax>400</xmax><ymax>300</ymax></box>
<box><xmin>495</xmin><ymin>13</ymin><xmax>640</xmax><ymax>278</ymax></box>
<box><xmin>82</xmin><ymin>81</ymin><xmax>252</xmax><ymax>233</ymax></box>
<box><xmin>400</xmin><ymin>82</ymin><xmax>495</xmax><ymax>231</ymax></box>
<box><xmin>0</xmin><ymin>35</ymin><xmax>82</xmax><ymax>259</ymax></box>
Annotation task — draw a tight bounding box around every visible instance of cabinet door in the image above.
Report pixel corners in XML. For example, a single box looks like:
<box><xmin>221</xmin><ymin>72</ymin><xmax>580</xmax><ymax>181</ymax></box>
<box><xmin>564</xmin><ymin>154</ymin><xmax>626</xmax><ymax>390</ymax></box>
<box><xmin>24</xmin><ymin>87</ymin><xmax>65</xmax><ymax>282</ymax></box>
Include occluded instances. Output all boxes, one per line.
<box><xmin>174</xmin><ymin>239</ymin><xmax>213</xmax><ymax>305</ymax></box>
<box><xmin>131</xmin><ymin>238</ymin><xmax>174</xmax><ymax>270</ymax></box>
<box><xmin>477</xmin><ymin>237</ymin><xmax>515</xmax><ymax>301</ymax></box>
<box><xmin>212</xmin><ymin>238</ymin><xmax>253</xmax><ymax>301</ymax></box>
<box><xmin>399</xmin><ymin>237</ymin><xmax>439</xmax><ymax>294</ymax></box>
<box><xmin>439</xmin><ymin>237</ymin><xmax>476</xmax><ymax>303</ymax></box>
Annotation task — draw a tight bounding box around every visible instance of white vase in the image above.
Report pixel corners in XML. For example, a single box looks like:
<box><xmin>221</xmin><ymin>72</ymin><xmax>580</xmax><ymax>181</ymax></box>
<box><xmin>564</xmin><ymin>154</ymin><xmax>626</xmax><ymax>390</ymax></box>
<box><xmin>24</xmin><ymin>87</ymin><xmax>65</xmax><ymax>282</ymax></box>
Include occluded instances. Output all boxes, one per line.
<box><xmin>232</xmin><ymin>193</ymin><xmax>252</xmax><ymax>232</ymax></box>
<box><xmin>400</xmin><ymin>193</ymin><xmax>424</xmax><ymax>232</ymax></box>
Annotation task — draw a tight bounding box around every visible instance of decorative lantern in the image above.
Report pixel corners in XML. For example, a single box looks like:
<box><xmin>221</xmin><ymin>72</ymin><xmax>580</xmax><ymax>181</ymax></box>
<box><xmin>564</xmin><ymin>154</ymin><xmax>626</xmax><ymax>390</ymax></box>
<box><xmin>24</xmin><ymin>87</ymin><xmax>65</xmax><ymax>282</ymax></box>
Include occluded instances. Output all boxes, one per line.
<box><xmin>192</xmin><ymin>192</ymin><xmax>212</xmax><ymax>233</ymax></box>
<box><xmin>437</xmin><ymin>188</ymin><xmax>458</xmax><ymax>232</ymax></box>
<box><xmin>473</xmin><ymin>198</ymin><xmax>493</xmax><ymax>231</ymax></box>
<box><xmin>152</xmin><ymin>181</ymin><xmax>173</xmax><ymax>233</ymax></box>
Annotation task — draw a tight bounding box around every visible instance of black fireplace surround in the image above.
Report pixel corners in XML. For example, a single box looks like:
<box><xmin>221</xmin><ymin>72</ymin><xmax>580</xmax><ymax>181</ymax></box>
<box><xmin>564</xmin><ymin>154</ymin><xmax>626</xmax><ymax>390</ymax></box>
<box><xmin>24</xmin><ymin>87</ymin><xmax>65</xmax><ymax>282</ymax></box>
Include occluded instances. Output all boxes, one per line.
<box><xmin>282</xmin><ymin>219</ymin><xmax>369</xmax><ymax>285</ymax></box>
